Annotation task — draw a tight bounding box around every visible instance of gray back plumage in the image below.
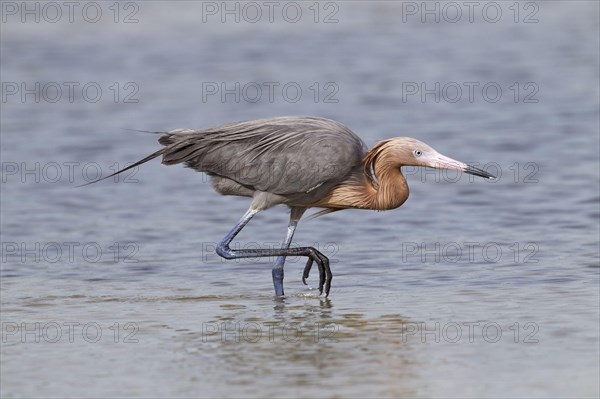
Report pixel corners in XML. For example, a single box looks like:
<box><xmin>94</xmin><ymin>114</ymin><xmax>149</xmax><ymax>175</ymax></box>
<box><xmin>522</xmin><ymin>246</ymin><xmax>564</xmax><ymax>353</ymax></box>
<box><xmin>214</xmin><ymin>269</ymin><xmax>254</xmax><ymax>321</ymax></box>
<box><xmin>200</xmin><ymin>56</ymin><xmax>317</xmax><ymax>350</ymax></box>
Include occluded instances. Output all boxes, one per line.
<box><xmin>158</xmin><ymin>116</ymin><xmax>366</xmax><ymax>196</ymax></box>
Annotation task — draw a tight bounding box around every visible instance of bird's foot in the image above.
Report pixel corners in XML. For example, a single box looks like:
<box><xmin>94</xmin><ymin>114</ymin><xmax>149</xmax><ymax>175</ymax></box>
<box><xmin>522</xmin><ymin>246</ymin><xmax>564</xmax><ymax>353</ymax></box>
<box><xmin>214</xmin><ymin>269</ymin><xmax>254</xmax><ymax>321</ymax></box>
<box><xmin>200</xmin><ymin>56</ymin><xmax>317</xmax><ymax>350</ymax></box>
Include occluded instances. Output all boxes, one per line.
<box><xmin>302</xmin><ymin>250</ymin><xmax>332</xmax><ymax>297</ymax></box>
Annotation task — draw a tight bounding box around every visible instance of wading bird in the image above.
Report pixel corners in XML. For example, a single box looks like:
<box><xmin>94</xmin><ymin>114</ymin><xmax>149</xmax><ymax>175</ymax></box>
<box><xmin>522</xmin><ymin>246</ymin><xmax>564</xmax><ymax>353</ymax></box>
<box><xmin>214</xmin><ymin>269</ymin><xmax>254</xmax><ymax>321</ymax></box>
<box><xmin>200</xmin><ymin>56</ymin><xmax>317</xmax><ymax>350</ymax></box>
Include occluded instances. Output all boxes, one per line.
<box><xmin>86</xmin><ymin>116</ymin><xmax>494</xmax><ymax>297</ymax></box>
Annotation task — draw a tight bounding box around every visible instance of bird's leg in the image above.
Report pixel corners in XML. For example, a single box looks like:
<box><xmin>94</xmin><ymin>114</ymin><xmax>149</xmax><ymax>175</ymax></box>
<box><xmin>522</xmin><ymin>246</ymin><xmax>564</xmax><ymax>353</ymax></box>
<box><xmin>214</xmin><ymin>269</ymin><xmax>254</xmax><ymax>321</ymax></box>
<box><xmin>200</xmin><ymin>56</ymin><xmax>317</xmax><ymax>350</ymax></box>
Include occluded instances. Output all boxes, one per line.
<box><xmin>215</xmin><ymin>208</ymin><xmax>260</xmax><ymax>259</ymax></box>
<box><xmin>214</xmin><ymin>207</ymin><xmax>332</xmax><ymax>297</ymax></box>
<box><xmin>271</xmin><ymin>207</ymin><xmax>305</xmax><ymax>296</ymax></box>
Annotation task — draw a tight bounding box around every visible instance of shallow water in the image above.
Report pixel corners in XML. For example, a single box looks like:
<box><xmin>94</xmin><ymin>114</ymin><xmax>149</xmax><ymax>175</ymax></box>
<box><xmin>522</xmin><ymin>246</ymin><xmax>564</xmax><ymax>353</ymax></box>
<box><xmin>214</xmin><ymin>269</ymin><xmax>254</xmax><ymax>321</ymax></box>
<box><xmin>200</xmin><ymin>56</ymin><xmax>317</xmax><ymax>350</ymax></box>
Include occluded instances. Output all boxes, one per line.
<box><xmin>1</xmin><ymin>1</ymin><xmax>599</xmax><ymax>398</ymax></box>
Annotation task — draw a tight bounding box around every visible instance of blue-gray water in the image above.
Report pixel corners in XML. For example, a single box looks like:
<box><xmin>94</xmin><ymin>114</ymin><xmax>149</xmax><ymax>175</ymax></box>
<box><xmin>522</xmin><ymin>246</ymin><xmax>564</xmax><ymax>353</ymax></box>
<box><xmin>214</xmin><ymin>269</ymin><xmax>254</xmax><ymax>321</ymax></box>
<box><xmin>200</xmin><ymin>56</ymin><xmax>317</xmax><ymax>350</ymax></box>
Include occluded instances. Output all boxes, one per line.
<box><xmin>1</xmin><ymin>1</ymin><xmax>599</xmax><ymax>397</ymax></box>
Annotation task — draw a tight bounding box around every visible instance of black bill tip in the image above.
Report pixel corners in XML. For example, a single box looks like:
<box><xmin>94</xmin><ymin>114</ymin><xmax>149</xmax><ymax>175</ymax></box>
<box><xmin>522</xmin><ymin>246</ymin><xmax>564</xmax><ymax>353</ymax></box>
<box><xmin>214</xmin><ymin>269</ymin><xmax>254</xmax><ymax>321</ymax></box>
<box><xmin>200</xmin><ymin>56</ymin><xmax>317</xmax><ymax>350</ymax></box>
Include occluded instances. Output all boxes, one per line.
<box><xmin>464</xmin><ymin>165</ymin><xmax>496</xmax><ymax>179</ymax></box>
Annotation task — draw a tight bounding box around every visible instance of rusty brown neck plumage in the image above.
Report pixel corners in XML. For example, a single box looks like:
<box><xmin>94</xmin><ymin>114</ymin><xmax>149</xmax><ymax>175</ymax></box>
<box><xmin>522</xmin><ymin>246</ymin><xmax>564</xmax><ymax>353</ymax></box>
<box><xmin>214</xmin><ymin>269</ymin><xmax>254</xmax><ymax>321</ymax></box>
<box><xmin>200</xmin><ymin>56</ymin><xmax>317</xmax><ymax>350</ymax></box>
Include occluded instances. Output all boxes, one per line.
<box><xmin>314</xmin><ymin>142</ymin><xmax>409</xmax><ymax>211</ymax></box>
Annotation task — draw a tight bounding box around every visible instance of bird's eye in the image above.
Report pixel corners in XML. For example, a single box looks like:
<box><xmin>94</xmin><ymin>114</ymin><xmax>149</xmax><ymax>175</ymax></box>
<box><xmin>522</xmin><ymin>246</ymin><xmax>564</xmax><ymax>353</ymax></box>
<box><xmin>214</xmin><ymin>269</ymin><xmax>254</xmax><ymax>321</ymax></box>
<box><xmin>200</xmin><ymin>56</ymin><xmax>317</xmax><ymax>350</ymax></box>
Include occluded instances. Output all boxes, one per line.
<box><xmin>414</xmin><ymin>150</ymin><xmax>423</xmax><ymax>157</ymax></box>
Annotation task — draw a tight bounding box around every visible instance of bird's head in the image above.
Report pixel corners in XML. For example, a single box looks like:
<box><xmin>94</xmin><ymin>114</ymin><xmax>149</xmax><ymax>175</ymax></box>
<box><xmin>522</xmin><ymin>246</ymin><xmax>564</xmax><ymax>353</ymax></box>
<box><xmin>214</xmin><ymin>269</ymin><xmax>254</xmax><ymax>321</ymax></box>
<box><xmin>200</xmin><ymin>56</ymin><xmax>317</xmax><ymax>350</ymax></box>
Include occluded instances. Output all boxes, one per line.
<box><xmin>365</xmin><ymin>137</ymin><xmax>495</xmax><ymax>180</ymax></box>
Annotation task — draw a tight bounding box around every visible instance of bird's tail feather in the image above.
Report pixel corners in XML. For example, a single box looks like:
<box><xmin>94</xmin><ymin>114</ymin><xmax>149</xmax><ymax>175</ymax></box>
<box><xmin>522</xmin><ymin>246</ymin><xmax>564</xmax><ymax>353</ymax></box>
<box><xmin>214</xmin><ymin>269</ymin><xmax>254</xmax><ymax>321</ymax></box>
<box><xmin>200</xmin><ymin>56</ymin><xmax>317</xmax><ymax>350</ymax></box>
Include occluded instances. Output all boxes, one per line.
<box><xmin>76</xmin><ymin>147</ymin><xmax>166</xmax><ymax>187</ymax></box>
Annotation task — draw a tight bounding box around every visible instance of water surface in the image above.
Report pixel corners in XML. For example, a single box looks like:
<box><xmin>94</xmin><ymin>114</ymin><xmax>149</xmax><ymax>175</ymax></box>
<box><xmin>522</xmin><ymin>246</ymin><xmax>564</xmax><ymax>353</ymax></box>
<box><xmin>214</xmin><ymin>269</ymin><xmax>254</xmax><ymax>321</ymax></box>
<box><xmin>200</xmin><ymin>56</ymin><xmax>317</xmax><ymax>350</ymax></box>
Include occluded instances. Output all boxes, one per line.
<box><xmin>1</xmin><ymin>2</ymin><xmax>599</xmax><ymax>397</ymax></box>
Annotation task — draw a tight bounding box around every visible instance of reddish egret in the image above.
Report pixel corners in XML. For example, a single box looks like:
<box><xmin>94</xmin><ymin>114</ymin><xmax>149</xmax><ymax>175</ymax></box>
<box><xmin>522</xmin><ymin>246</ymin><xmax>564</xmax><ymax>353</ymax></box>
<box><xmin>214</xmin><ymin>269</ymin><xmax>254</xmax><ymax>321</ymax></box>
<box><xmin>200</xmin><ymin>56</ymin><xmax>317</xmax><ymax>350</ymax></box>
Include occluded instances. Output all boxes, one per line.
<box><xmin>86</xmin><ymin>116</ymin><xmax>494</xmax><ymax>297</ymax></box>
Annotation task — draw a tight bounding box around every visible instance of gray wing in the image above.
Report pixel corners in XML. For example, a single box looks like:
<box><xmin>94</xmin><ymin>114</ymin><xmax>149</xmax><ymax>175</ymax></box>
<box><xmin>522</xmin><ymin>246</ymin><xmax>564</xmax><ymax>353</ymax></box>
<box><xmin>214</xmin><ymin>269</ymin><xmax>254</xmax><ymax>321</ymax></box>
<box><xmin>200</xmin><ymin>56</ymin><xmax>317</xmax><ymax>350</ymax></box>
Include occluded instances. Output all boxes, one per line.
<box><xmin>158</xmin><ymin>116</ymin><xmax>366</xmax><ymax>195</ymax></box>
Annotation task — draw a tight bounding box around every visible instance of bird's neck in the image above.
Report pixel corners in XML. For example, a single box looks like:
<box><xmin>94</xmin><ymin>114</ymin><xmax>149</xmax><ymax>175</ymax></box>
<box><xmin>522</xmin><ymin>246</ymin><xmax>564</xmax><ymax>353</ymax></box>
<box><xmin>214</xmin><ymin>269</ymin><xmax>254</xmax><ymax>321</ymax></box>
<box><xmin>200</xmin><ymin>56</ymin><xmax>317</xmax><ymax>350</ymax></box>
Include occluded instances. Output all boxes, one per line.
<box><xmin>313</xmin><ymin>161</ymin><xmax>409</xmax><ymax>211</ymax></box>
<box><xmin>367</xmin><ymin>162</ymin><xmax>409</xmax><ymax>211</ymax></box>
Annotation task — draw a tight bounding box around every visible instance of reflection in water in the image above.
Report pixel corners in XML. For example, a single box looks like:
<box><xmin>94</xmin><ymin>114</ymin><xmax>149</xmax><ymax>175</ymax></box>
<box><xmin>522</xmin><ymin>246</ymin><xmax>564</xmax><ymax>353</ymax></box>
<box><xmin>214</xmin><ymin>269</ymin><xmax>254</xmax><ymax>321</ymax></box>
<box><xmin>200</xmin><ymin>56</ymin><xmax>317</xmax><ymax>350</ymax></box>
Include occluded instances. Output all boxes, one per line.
<box><xmin>177</xmin><ymin>295</ymin><xmax>416</xmax><ymax>398</ymax></box>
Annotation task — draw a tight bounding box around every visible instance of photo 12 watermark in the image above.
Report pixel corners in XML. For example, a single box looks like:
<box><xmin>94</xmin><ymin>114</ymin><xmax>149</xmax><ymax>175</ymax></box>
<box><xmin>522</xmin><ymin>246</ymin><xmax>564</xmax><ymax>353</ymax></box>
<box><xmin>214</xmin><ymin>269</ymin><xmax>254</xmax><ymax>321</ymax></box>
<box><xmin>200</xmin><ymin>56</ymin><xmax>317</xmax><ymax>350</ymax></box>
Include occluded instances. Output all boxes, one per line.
<box><xmin>201</xmin><ymin>321</ymin><xmax>338</xmax><ymax>343</ymax></box>
<box><xmin>401</xmin><ymin>321</ymin><xmax>539</xmax><ymax>344</ymax></box>
<box><xmin>1</xmin><ymin>162</ymin><xmax>139</xmax><ymax>184</ymax></box>
<box><xmin>399</xmin><ymin>1</ymin><xmax>540</xmax><ymax>24</ymax></box>
<box><xmin>400</xmin><ymin>241</ymin><xmax>539</xmax><ymax>264</ymax></box>
<box><xmin>2</xmin><ymin>321</ymin><xmax>139</xmax><ymax>343</ymax></box>
<box><xmin>201</xmin><ymin>81</ymin><xmax>339</xmax><ymax>104</ymax></box>
<box><xmin>1</xmin><ymin>241</ymin><xmax>140</xmax><ymax>264</ymax></box>
<box><xmin>200</xmin><ymin>1</ymin><xmax>340</xmax><ymax>24</ymax></box>
<box><xmin>1</xmin><ymin>1</ymin><xmax>140</xmax><ymax>24</ymax></box>
<box><xmin>400</xmin><ymin>82</ymin><xmax>539</xmax><ymax>104</ymax></box>
<box><xmin>1</xmin><ymin>82</ymin><xmax>140</xmax><ymax>104</ymax></box>
<box><xmin>403</xmin><ymin>162</ymin><xmax>540</xmax><ymax>184</ymax></box>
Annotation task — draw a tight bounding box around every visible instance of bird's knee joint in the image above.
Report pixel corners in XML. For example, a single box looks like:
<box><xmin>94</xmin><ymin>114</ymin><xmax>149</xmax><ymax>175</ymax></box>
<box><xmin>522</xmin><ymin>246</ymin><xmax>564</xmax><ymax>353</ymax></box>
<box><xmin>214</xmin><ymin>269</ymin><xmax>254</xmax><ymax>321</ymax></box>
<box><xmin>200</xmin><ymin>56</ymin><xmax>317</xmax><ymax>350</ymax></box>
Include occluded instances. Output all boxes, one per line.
<box><xmin>216</xmin><ymin>244</ymin><xmax>235</xmax><ymax>259</ymax></box>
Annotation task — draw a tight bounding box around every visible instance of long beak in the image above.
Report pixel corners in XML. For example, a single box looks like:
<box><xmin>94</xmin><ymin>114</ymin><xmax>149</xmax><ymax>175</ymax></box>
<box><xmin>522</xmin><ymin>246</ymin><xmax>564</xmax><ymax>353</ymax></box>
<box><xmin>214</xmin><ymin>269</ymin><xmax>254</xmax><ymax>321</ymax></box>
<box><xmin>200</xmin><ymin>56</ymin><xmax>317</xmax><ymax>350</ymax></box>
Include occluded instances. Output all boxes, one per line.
<box><xmin>432</xmin><ymin>153</ymin><xmax>496</xmax><ymax>180</ymax></box>
<box><xmin>463</xmin><ymin>164</ymin><xmax>495</xmax><ymax>179</ymax></box>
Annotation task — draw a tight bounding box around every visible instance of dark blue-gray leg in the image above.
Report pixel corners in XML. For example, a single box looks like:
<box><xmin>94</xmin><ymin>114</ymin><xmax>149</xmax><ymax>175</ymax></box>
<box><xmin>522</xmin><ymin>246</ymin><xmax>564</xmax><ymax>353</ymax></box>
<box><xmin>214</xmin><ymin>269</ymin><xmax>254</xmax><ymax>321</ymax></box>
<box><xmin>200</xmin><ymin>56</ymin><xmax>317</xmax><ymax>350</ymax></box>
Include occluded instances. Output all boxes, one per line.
<box><xmin>214</xmin><ymin>207</ymin><xmax>332</xmax><ymax>297</ymax></box>
<box><xmin>215</xmin><ymin>208</ymin><xmax>259</xmax><ymax>259</ymax></box>
<box><xmin>271</xmin><ymin>207</ymin><xmax>305</xmax><ymax>296</ymax></box>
